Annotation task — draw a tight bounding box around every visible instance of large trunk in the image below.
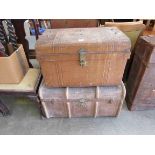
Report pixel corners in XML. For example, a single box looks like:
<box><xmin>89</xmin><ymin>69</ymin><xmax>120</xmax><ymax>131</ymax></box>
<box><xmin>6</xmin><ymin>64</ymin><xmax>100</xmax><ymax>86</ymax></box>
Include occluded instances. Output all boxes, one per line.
<box><xmin>39</xmin><ymin>80</ymin><xmax>126</xmax><ymax>118</ymax></box>
<box><xmin>36</xmin><ymin>27</ymin><xmax>131</xmax><ymax>87</ymax></box>
<box><xmin>126</xmin><ymin>35</ymin><xmax>155</xmax><ymax>110</ymax></box>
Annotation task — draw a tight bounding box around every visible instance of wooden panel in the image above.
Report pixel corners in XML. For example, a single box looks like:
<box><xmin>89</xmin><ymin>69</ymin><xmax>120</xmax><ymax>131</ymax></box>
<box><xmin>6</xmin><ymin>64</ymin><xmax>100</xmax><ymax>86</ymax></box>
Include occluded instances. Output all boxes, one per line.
<box><xmin>126</xmin><ymin>35</ymin><xmax>155</xmax><ymax>110</ymax></box>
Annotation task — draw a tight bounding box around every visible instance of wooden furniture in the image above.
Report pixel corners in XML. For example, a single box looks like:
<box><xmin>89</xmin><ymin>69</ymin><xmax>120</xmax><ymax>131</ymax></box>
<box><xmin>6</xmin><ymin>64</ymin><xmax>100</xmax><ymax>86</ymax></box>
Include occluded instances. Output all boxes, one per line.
<box><xmin>0</xmin><ymin>68</ymin><xmax>42</xmax><ymax>115</ymax></box>
<box><xmin>12</xmin><ymin>19</ymin><xmax>39</xmax><ymax>60</ymax></box>
<box><xmin>126</xmin><ymin>35</ymin><xmax>155</xmax><ymax>110</ymax></box>
<box><xmin>11</xmin><ymin>20</ymin><xmax>31</xmax><ymax>59</ymax></box>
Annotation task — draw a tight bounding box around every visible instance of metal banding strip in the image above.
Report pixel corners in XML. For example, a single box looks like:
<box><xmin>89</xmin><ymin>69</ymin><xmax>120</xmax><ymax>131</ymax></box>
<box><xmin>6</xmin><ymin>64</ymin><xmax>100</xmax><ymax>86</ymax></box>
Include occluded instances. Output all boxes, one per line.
<box><xmin>116</xmin><ymin>81</ymin><xmax>126</xmax><ymax>116</ymax></box>
<box><xmin>66</xmin><ymin>87</ymin><xmax>71</xmax><ymax>118</ymax></box>
<box><xmin>42</xmin><ymin>101</ymin><xmax>50</xmax><ymax>119</ymax></box>
<box><xmin>94</xmin><ymin>86</ymin><xmax>99</xmax><ymax>118</ymax></box>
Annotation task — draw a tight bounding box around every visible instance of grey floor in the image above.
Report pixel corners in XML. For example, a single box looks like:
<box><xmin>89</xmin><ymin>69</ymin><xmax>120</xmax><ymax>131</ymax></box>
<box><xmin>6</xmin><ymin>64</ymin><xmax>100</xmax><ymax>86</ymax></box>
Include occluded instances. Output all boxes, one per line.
<box><xmin>0</xmin><ymin>96</ymin><xmax>155</xmax><ymax>135</ymax></box>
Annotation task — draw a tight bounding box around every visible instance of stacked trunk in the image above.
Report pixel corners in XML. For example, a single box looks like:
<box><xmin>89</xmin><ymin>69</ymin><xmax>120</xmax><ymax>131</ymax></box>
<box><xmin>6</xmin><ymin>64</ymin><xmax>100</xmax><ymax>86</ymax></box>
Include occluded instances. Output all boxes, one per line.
<box><xmin>36</xmin><ymin>27</ymin><xmax>131</xmax><ymax>118</ymax></box>
<box><xmin>126</xmin><ymin>35</ymin><xmax>155</xmax><ymax>110</ymax></box>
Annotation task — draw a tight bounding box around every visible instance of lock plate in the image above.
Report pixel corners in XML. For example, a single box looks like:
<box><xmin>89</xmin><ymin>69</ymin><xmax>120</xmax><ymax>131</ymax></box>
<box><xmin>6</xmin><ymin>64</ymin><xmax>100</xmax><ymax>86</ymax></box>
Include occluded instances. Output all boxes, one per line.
<box><xmin>79</xmin><ymin>49</ymin><xmax>87</xmax><ymax>67</ymax></box>
<box><xmin>76</xmin><ymin>98</ymin><xmax>88</xmax><ymax>108</ymax></box>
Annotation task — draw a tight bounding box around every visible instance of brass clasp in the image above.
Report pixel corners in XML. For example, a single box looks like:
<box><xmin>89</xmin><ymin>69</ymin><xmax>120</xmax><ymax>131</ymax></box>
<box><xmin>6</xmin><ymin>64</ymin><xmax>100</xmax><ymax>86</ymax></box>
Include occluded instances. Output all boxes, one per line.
<box><xmin>79</xmin><ymin>48</ymin><xmax>87</xmax><ymax>67</ymax></box>
<box><xmin>78</xmin><ymin>98</ymin><xmax>88</xmax><ymax>108</ymax></box>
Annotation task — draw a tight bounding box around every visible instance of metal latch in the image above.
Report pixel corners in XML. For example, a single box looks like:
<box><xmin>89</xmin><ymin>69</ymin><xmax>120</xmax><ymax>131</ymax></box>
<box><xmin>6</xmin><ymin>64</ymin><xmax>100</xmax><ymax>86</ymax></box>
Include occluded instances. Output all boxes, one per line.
<box><xmin>77</xmin><ymin>98</ymin><xmax>88</xmax><ymax>108</ymax></box>
<box><xmin>79</xmin><ymin>48</ymin><xmax>87</xmax><ymax>67</ymax></box>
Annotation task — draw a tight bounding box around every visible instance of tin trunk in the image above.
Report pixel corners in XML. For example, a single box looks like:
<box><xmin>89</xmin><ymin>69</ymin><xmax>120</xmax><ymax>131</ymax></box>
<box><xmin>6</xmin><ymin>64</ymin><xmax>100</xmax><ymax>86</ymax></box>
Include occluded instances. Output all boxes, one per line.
<box><xmin>36</xmin><ymin>27</ymin><xmax>131</xmax><ymax>87</ymax></box>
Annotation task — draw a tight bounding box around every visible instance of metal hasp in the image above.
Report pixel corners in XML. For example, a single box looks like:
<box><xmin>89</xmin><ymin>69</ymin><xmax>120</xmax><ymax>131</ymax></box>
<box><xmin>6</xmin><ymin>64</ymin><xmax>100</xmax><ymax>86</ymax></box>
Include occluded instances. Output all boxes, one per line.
<box><xmin>78</xmin><ymin>98</ymin><xmax>88</xmax><ymax>108</ymax></box>
<box><xmin>79</xmin><ymin>48</ymin><xmax>87</xmax><ymax>67</ymax></box>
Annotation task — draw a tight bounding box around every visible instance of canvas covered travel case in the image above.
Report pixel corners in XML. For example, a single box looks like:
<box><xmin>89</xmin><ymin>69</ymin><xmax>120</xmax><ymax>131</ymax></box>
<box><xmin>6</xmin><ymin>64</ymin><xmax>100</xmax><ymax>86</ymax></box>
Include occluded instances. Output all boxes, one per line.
<box><xmin>39</xmin><ymin>80</ymin><xmax>126</xmax><ymax>118</ymax></box>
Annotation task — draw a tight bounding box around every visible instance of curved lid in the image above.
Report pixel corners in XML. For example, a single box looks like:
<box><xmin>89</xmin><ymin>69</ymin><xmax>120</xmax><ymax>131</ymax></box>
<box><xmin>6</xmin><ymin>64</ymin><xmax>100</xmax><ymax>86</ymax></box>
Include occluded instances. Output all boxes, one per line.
<box><xmin>36</xmin><ymin>27</ymin><xmax>131</xmax><ymax>55</ymax></box>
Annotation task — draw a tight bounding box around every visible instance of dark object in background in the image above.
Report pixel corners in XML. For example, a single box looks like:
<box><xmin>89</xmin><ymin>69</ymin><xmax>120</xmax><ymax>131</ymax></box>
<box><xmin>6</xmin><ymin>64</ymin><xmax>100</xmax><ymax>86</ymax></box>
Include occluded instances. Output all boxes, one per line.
<box><xmin>126</xmin><ymin>35</ymin><xmax>155</xmax><ymax>110</ymax></box>
<box><xmin>0</xmin><ymin>42</ymin><xmax>5</xmax><ymax>51</ymax></box>
<box><xmin>0</xmin><ymin>20</ymin><xmax>8</xmax><ymax>44</ymax></box>
<box><xmin>31</xmin><ymin>19</ymin><xmax>39</xmax><ymax>39</ymax></box>
<box><xmin>11</xmin><ymin>19</ymin><xmax>33</xmax><ymax>67</ymax></box>
<box><xmin>100</xmin><ymin>19</ymin><xmax>133</xmax><ymax>25</ymax></box>
<box><xmin>114</xmin><ymin>19</ymin><xmax>134</xmax><ymax>22</ymax></box>
<box><xmin>143</xmin><ymin>20</ymin><xmax>155</xmax><ymax>31</ymax></box>
<box><xmin>39</xmin><ymin>80</ymin><xmax>126</xmax><ymax>118</ymax></box>
<box><xmin>11</xmin><ymin>20</ymin><xmax>29</xmax><ymax>53</ymax></box>
<box><xmin>51</xmin><ymin>19</ymin><xmax>99</xmax><ymax>28</ymax></box>
<box><xmin>0</xmin><ymin>99</ymin><xmax>10</xmax><ymax>116</ymax></box>
<box><xmin>0</xmin><ymin>50</ymin><xmax>5</xmax><ymax>57</ymax></box>
<box><xmin>36</xmin><ymin>27</ymin><xmax>131</xmax><ymax>87</ymax></box>
<box><xmin>99</xmin><ymin>19</ymin><xmax>114</xmax><ymax>25</ymax></box>
<box><xmin>0</xmin><ymin>20</ymin><xmax>9</xmax><ymax>55</ymax></box>
<box><xmin>0</xmin><ymin>42</ymin><xmax>7</xmax><ymax>57</ymax></box>
<box><xmin>6</xmin><ymin>19</ymin><xmax>18</xmax><ymax>51</ymax></box>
